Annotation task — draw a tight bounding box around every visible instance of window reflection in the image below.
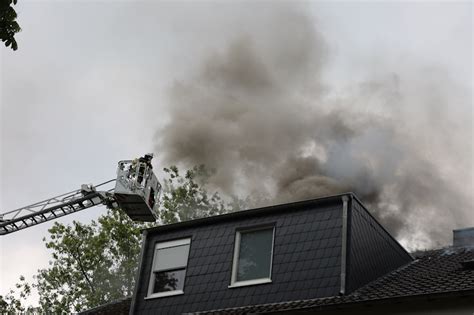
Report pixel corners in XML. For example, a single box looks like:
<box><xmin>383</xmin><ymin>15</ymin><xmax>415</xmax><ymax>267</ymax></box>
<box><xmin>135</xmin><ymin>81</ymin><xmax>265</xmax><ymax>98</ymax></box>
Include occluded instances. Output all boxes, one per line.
<box><xmin>237</xmin><ymin>228</ymin><xmax>273</xmax><ymax>282</ymax></box>
<box><xmin>153</xmin><ymin>269</ymin><xmax>186</xmax><ymax>293</ymax></box>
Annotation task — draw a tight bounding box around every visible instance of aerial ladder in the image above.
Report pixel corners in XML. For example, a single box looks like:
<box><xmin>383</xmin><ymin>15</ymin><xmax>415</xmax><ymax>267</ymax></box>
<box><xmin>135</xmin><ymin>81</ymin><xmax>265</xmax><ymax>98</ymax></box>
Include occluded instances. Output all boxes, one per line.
<box><xmin>0</xmin><ymin>154</ymin><xmax>162</xmax><ymax>236</ymax></box>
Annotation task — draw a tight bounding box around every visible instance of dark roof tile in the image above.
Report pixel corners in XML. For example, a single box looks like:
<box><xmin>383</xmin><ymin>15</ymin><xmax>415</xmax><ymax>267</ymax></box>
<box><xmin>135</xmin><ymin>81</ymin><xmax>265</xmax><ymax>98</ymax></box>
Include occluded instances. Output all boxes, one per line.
<box><xmin>79</xmin><ymin>296</ymin><xmax>131</xmax><ymax>315</ymax></box>
<box><xmin>193</xmin><ymin>247</ymin><xmax>474</xmax><ymax>314</ymax></box>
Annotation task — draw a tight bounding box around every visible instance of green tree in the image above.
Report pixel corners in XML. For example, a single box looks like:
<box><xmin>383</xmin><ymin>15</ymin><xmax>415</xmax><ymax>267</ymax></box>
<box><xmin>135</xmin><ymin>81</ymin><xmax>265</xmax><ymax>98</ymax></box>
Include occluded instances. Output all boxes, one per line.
<box><xmin>34</xmin><ymin>209</ymin><xmax>140</xmax><ymax>312</ymax></box>
<box><xmin>160</xmin><ymin>164</ymin><xmax>237</xmax><ymax>223</ymax></box>
<box><xmin>0</xmin><ymin>276</ymin><xmax>38</xmax><ymax>314</ymax></box>
<box><xmin>0</xmin><ymin>165</ymin><xmax>240</xmax><ymax>314</ymax></box>
<box><xmin>0</xmin><ymin>0</ymin><xmax>21</xmax><ymax>51</ymax></box>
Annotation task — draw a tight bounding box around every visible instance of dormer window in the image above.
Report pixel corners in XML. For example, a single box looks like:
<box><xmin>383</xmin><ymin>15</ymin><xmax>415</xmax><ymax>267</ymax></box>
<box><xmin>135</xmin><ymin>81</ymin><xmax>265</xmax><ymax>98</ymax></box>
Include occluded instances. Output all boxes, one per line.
<box><xmin>147</xmin><ymin>238</ymin><xmax>191</xmax><ymax>298</ymax></box>
<box><xmin>230</xmin><ymin>226</ymin><xmax>275</xmax><ymax>287</ymax></box>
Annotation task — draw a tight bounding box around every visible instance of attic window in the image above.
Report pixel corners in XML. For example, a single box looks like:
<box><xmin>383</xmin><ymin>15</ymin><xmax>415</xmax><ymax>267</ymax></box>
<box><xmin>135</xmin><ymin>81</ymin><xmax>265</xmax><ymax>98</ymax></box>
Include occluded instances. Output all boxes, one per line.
<box><xmin>230</xmin><ymin>226</ymin><xmax>275</xmax><ymax>288</ymax></box>
<box><xmin>146</xmin><ymin>238</ymin><xmax>191</xmax><ymax>299</ymax></box>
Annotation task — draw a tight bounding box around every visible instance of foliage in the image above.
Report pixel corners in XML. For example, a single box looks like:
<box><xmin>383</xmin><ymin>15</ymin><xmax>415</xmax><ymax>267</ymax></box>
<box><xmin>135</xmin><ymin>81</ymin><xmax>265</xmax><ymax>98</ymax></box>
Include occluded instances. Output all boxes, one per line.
<box><xmin>0</xmin><ymin>165</ymin><xmax>240</xmax><ymax>313</ymax></box>
<box><xmin>0</xmin><ymin>0</ymin><xmax>21</xmax><ymax>51</ymax></box>
<box><xmin>0</xmin><ymin>276</ymin><xmax>39</xmax><ymax>314</ymax></box>
<box><xmin>160</xmin><ymin>164</ymin><xmax>237</xmax><ymax>223</ymax></box>
<box><xmin>35</xmin><ymin>209</ymin><xmax>142</xmax><ymax>313</ymax></box>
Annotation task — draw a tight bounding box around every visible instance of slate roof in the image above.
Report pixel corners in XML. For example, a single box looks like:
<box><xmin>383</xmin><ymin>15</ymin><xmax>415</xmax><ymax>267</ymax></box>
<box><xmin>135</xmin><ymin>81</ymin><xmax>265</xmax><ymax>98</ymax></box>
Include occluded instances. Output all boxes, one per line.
<box><xmin>191</xmin><ymin>246</ymin><xmax>474</xmax><ymax>314</ymax></box>
<box><xmin>79</xmin><ymin>296</ymin><xmax>132</xmax><ymax>315</ymax></box>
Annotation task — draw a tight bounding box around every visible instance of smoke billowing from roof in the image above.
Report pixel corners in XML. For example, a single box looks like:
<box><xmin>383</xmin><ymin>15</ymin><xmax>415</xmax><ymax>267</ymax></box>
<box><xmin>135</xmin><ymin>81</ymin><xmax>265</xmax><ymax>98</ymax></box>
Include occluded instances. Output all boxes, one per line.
<box><xmin>154</xmin><ymin>6</ymin><xmax>473</xmax><ymax>249</ymax></box>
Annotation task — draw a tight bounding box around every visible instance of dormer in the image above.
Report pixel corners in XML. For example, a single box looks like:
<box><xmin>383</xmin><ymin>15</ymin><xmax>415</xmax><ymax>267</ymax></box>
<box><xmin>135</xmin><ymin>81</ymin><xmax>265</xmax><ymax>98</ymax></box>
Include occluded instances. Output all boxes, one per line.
<box><xmin>129</xmin><ymin>193</ymin><xmax>412</xmax><ymax>314</ymax></box>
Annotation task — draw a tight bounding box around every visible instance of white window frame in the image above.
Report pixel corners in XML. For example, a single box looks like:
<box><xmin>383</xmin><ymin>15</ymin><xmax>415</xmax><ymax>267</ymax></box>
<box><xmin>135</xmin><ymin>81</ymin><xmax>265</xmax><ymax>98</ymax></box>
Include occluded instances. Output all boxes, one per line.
<box><xmin>229</xmin><ymin>226</ymin><xmax>275</xmax><ymax>288</ymax></box>
<box><xmin>146</xmin><ymin>238</ymin><xmax>191</xmax><ymax>299</ymax></box>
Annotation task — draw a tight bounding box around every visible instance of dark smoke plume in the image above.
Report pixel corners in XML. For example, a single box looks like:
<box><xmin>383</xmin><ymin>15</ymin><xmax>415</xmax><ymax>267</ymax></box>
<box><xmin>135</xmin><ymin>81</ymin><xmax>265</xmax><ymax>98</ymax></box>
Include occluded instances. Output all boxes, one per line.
<box><xmin>155</xmin><ymin>6</ymin><xmax>473</xmax><ymax>249</ymax></box>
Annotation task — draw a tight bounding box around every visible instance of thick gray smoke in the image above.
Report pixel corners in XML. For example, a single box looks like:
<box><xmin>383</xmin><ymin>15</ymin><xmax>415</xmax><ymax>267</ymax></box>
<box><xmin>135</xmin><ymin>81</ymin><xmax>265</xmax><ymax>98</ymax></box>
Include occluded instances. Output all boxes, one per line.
<box><xmin>154</xmin><ymin>7</ymin><xmax>473</xmax><ymax>249</ymax></box>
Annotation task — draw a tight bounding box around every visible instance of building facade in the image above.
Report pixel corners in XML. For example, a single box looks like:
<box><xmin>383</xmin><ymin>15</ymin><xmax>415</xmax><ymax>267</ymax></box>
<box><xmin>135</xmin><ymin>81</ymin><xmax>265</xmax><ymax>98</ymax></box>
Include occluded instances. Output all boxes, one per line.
<box><xmin>129</xmin><ymin>194</ymin><xmax>414</xmax><ymax>314</ymax></box>
<box><xmin>82</xmin><ymin>194</ymin><xmax>474</xmax><ymax>314</ymax></box>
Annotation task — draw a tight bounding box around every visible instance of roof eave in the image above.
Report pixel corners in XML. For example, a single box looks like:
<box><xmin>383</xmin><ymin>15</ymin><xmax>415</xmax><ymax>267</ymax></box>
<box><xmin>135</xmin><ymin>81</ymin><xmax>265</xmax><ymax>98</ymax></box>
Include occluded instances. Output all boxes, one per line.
<box><xmin>144</xmin><ymin>192</ymin><xmax>355</xmax><ymax>234</ymax></box>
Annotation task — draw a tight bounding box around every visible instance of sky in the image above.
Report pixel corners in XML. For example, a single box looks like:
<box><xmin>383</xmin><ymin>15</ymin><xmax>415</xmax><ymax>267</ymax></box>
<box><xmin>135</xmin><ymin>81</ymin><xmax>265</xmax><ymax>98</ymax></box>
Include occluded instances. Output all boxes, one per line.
<box><xmin>0</xmin><ymin>0</ymin><xmax>472</xmax><ymax>306</ymax></box>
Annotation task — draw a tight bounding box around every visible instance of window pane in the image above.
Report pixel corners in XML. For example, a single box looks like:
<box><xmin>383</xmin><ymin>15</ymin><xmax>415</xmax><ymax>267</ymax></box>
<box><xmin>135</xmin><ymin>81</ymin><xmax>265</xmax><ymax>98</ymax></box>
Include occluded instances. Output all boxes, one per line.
<box><xmin>154</xmin><ymin>244</ymin><xmax>190</xmax><ymax>271</ymax></box>
<box><xmin>237</xmin><ymin>228</ymin><xmax>273</xmax><ymax>282</ymax></box>
<box><xmin>152</xmin><ymin>269</ymin><xmax>186</xmax><ymax>293</ymax></box>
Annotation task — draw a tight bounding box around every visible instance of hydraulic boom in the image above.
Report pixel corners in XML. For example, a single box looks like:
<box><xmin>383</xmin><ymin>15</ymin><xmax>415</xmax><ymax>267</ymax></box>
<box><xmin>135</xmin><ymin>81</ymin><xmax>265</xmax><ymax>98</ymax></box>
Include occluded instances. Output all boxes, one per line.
<box><xmin>0</xmin><ymin>154</ymin><xmax>162</xmax><ymax>236</ymax></box>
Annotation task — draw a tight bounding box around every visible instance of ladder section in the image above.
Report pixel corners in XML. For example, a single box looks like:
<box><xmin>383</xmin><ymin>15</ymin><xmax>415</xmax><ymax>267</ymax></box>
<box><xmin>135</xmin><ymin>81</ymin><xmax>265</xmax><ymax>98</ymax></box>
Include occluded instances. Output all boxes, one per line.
<box><xmin>0</xmin><ymin>182</ymin><xmax>114</xmax><ymax>236</ymax></box>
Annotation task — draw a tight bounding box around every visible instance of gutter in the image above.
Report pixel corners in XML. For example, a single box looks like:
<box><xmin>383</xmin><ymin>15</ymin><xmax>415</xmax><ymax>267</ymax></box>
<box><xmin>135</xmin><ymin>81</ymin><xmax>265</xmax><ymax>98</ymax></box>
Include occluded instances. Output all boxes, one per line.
<box><xmin>340</xmin><ymin>195</ymin><xmax>349</xmax><ymax>295</ymax></box>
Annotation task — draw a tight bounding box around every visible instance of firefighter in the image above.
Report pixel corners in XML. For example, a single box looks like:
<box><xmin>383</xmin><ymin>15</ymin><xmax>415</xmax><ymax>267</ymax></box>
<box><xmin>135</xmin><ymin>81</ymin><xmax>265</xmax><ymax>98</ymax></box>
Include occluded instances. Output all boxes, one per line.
<box><xmin>137</xmin><ymin>154</ymin><xmax>153</xmax><ymax>184</ymax></box>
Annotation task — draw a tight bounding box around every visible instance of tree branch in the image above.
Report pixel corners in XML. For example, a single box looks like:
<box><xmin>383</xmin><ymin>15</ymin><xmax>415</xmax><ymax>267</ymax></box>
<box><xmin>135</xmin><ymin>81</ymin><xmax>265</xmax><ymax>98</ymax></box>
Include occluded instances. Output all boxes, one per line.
<box><xmin>71</xmin><ymin>242</ymin><xmax>96</xmax><ymax>295</ymax></box>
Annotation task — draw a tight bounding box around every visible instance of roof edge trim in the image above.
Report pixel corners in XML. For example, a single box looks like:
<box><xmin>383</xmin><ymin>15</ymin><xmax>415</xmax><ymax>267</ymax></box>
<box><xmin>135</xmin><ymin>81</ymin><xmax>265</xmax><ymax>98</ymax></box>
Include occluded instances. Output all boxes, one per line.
<box><xmin>145</xmin><ymin>192</ymin><xmax>354</xmax><ymax>234</ymax></box>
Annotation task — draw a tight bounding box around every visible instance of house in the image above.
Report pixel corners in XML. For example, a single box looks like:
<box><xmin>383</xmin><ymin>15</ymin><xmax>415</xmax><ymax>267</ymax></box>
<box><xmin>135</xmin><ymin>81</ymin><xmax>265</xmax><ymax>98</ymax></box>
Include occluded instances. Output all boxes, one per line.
<box><xmin>81</xmin><ymin>193</ymin><xmax>474</xmax><ymax>314</ymax></box>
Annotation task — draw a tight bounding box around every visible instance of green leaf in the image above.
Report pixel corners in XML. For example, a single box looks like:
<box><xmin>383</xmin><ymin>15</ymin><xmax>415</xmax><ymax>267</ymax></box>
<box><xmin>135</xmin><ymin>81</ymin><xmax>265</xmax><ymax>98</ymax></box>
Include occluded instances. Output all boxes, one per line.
<box><xmin>1</xmin><ymin>0</ymin><xmax>20</xmax><ymax>51</ymax></box>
